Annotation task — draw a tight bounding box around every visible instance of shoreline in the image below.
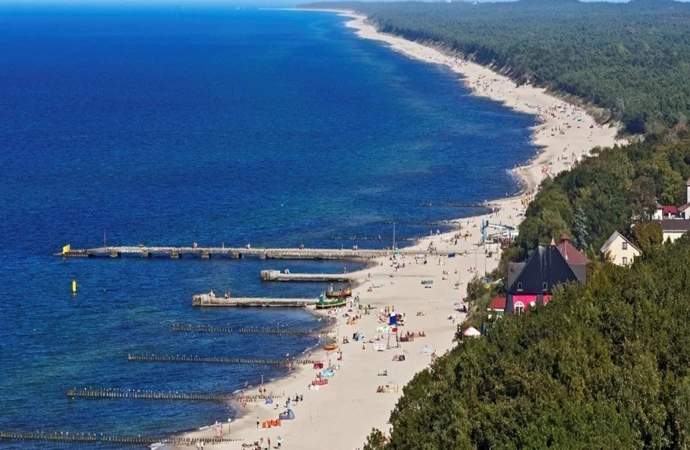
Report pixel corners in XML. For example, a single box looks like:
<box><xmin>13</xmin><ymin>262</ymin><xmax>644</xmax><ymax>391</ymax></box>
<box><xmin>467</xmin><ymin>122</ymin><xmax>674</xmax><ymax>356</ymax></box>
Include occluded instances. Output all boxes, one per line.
<box><xmin>333</xmin><ymin>9</ymin><xmax>625</xmax><ymax>198</ymax></box>
<box><xmin>173</xmin><ymin>9</ymin><xmax>624</xmax><ymax>450</ymax></box>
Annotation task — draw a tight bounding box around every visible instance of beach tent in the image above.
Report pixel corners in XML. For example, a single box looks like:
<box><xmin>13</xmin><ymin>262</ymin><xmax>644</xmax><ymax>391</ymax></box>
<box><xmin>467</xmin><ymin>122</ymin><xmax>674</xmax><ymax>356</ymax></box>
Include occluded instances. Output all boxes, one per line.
<box><xmin>463</xmin><ymin>326</ymin><xmax>481</xmax><ymax>338</ymax></box>
<box><xmin>321</xmin><ymin>369</ymin><xmax>335</xmax><ymax>378</ymax></box>
<box><xmin>279</xmin><ymin>409</ymin><xmax>295</xmax><ymax>420</ymax></box>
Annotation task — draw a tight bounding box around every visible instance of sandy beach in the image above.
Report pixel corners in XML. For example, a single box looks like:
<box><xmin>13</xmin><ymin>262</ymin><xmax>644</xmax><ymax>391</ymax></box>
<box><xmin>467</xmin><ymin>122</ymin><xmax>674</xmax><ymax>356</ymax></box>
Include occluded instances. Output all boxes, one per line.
<box><xmin>175</xmin><ymin>10</ymin><xmax>624</xmax><ymax>450</ymax></box>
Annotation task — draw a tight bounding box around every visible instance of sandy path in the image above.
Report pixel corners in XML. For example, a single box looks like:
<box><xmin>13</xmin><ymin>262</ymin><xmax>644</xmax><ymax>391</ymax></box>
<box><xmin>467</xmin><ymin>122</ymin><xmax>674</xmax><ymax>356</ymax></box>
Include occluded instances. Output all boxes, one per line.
<box><xmin>174</xmin><ymin>10</ymin><xmax>624</xmax><ymax>450</ymax></box>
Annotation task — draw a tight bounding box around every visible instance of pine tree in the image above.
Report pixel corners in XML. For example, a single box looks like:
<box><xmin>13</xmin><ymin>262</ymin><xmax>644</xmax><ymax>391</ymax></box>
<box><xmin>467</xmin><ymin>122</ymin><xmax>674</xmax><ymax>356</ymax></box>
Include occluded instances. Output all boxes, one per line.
<box><xmin>572</xmin><ymin>206</ymin><xmax>588</xmax><ymax>250</ymax></box>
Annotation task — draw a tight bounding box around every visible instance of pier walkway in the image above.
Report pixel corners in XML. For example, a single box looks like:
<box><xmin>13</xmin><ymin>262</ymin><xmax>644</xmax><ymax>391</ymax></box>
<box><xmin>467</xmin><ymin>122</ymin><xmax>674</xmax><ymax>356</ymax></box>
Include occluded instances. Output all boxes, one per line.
<box><xmin>192</xmin><ymin>294</ymin><xmax>316</xmax><ymax>307</ymax></box>
<box><xmin>259</xmin><ymin>270</ymin><xmax>355</xmax><ymax>282</ymax></box>
<box><xmin>57</xmin><ymin>245</ymin><xmax>448</xmax><ymax>260</ymax></box>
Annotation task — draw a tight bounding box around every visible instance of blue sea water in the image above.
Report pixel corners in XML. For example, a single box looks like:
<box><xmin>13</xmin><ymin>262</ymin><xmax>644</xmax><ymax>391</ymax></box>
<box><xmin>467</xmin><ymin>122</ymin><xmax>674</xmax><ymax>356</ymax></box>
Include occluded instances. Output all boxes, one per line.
<box><xmin>0</xmin><ymin>5</ymin><xmax>537</xmax><ymax>447</ymax></box>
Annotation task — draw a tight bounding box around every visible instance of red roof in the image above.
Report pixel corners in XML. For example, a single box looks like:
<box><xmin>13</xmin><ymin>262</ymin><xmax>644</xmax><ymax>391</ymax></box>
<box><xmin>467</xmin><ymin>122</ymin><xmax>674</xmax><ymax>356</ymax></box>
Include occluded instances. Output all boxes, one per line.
<box><xmin>557</xmin><ymin>238</ymin><xmax>589</xmax><ymax>264</ymax></box>
<box><xmin>662</xmin><ymin>205</ymin><xmax>679</xmax><ymax>215</ymax></box>
<box><xmin>488</xmin><ymin>296</ymin><xmax>506</xmax><ymax>311</ymax></box>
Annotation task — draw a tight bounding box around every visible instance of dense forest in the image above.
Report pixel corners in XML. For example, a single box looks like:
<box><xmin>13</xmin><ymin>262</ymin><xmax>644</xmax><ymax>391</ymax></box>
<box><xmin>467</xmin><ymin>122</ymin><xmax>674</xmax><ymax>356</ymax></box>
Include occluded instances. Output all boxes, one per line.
<box><xmin>302</xmin><ymin>0</ymin><xmax>690</xmax><ymax>134</ymax></box>
<box><xmin>299</xmin><ymin>1</ymin><xmax>690</xmax><ymax>448</ymax></box>
<box><xmin>362</xmin><ymin>235</ymin><xmax>690</xmax><ymax>449</ymax></box>
<box><xmin>356</xmin><ymin>132</ymin><xmax>690</xmax><ymax>449</ymax></box>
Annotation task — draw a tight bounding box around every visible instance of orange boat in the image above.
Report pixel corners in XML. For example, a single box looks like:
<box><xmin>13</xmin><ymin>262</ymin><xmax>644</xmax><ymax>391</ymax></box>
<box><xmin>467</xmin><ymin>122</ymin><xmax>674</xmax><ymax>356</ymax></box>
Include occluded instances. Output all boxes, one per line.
<box><xmin>323</xmin><ymin>344</ymin><xmax>338</xmax><ymax>351</ymax></box>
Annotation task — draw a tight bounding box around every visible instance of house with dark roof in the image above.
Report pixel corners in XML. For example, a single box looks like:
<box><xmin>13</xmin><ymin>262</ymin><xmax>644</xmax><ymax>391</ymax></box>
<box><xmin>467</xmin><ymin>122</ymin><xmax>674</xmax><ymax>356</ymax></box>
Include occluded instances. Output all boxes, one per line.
<box><xmin>505</xmin><ymin>234</ymin><xmax>588</xmax><ymax>314</ymax></box>
<box><xmin>656</xmin><ymin>220</ymin><xmax>690</xmax><ymax>243</ymax></box>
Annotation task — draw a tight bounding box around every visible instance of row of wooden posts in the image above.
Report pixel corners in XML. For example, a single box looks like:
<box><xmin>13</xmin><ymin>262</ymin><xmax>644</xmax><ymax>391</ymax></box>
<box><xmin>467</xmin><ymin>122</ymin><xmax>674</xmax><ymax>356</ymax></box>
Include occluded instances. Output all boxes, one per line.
<box><xmin>67</xmin><ymin>388</ymin><xmax>281</xmax><ymax>403</ymax></box>
<box><xmin>0</xmin><ymin>431</ymin><xmax>241</xmax><ymax>445</ymax></box>
<box><xmin>128</xmin><ymin>353</ymin><xmax>316</xmax><ymax>366</ymax></box>
<box><xmin>172</xmin><ymin>323</ymin><xmax>328</xmax><ymax>337</ymax></box>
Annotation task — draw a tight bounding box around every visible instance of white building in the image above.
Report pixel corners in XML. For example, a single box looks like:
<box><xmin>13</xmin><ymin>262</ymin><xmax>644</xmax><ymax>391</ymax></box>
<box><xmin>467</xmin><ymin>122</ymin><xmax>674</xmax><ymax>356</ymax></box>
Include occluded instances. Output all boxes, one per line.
<box><xmin>658</xmin><ymin>221</ymin><xmax>690</xmax><ymax>243</ymax></box>
<box><xmin>600</xmin><ymin>231</ymin><xmax>641</xmax><ymax>266</ymax></box>
<box><xmin>653</xmin><ymin>177</ymin><xmax>690</xmax><ymax>220</ymax></box>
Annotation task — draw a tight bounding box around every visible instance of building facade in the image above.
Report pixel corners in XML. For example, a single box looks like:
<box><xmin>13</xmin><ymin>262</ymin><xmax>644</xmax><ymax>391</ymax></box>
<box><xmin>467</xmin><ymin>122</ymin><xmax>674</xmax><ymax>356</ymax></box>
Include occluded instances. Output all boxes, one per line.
<box><xmin>600</xmin><ymin>231</ymin><xmax>641</xmax><ymax>266</ymax></box>
<box><xmin>505</xmin><ymin>235</ymin><xmax>588</xmax><ymax>314</ymax></box>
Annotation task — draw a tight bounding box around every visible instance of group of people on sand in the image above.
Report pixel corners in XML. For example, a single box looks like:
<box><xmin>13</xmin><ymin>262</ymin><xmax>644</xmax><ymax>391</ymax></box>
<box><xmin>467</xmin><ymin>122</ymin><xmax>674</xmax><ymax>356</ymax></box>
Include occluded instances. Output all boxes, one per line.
<box><xmin>242</xmin><ymin>435</ymin><xmax>282</xmax><ymax>449</ymax></box>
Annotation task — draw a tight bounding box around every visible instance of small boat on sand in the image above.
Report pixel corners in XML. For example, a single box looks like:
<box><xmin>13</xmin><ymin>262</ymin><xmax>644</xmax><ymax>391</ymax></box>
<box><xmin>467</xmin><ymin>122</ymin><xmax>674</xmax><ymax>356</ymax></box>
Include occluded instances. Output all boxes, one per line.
<box><xmin>325</xmin><ymin>287</ymin><xmax>352</xmax><ymax>299</ymax></box>
<box><xmin>315</xmin><ymin>292</ymin><xmax>347</xmax><ymax>310</ymax></box>
<box><xmin>315</xmin><ymin>297</ymin><xmax>347</xmax><ymax>310</ymax></box>
<box><xmin>323</xmin><ymin>344</ymin><xmax>338</xmax><ymax>351</ymax></box>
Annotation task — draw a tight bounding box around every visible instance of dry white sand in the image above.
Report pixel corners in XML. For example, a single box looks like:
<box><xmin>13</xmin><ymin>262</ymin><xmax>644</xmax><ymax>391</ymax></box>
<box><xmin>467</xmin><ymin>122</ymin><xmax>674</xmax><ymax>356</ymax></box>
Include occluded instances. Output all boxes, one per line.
<box><xmin>174</xmin><ymin>10</ymin><xmax>625</xmax><ymax>450</ymax></box>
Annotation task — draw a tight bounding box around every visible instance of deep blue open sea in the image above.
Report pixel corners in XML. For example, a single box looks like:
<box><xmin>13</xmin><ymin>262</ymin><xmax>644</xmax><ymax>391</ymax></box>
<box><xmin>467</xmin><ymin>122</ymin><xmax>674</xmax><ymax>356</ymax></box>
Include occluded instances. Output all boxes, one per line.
<box><xmin>0</xmin><ymin>5</ymin><xmax>537</xmax><ymax>448</ymax></box>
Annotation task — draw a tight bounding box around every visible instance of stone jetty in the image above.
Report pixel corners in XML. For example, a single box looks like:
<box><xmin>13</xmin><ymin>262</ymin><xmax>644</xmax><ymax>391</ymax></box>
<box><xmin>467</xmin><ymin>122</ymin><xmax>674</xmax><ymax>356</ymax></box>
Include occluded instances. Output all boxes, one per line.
<box><xmin>259</xmin><ymin>270</ymin><xmax>356</xmax><ymax>282</ymax></box>
<box><xmin>192</xmin><ymin>294</ymin><xmax>317</xmax><ymax>307</ymax></box>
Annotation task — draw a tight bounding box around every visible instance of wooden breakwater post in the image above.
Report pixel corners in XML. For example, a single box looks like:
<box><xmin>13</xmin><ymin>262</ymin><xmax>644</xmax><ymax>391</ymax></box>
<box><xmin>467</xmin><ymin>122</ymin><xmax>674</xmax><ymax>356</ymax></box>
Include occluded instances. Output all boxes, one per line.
<box><xmin>172</xmin><ymin>323</ymin><xmax>234</xmax><ymax>334</ymax></box>
<box><xmin>66</xmin><ymin>388</ymin><xmax>281</xmax><ymax>404</ymax></box>
<box><xmin>172</xmin><ymin>323</ymin><xmax>329</xmax><ymax>338</ymax></box>
<box><xmin>0</xmin><ymin>431</ymin><xmax>243</xmax><ymax>446</ymax></box>
<box><xmin>237</xmin><ymin>326</ymin><xmax>327</xmax><ymax>338</ymax></box>
<box><xmin>128</xmin><ymin>353</ymin><xmax>316</xmax><ymax>366</ymax></box>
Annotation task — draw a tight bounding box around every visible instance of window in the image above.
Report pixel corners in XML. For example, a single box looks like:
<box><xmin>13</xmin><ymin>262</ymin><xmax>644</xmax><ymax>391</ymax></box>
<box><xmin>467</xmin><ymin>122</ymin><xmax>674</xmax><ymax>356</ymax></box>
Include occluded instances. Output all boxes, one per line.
<box><xmin>542</xmin><ymin>282</ymin><xmax>548</xmax><ymax>291</ymax></box>
<box><xmin>622</xmin><ymin>241</ymin><xmax>628</xmax><ymax>250</ymax></box>
<box><xmin>514</xmin><ymin>301</ymin><xmax>525</xmax><ymax>316</ymax></box>
<box><xmin>622</xmin><ymin>256</ymin><xmax>628</xmax><ymax>265</ymax></box>
<box><xmin>517</xmin><ymin>282</ymin><xmax>523</xmax><ymax>292</ymax></box>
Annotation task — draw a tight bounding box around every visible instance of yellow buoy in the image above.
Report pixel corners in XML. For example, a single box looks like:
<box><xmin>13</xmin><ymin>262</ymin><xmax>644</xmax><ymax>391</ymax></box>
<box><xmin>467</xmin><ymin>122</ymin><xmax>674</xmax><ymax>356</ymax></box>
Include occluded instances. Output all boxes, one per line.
<box><xmin>72</xmin><ymin>280</ymin><xmax>77</xmax><ymax>294</ymax></box>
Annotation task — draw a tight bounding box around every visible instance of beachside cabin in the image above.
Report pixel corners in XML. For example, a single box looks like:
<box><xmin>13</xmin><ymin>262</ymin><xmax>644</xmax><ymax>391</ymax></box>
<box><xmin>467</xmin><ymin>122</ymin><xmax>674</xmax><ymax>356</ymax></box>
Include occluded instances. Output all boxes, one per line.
<box><xmin>600</xmin><ymin>231</ymin><xmax>641</xmax><ymax>266</ymax></box>
<box><xmin>656</xmin><ymin>220</ymin><xmax>690</xmax><ymax>243</ymax></box>
<box><xmin>506</xmin><ymin>236</ymin><xmax>588</xmax><ymax>315</ymax></box>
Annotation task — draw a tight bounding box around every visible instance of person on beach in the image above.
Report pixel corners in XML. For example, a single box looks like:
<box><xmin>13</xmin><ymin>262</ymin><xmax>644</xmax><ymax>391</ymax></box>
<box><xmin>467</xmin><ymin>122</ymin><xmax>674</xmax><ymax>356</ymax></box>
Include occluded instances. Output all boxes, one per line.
<box><xmin>256</xmin><ymin>417</ymin><xmax>260</xmax><ymax>429</ymax></box>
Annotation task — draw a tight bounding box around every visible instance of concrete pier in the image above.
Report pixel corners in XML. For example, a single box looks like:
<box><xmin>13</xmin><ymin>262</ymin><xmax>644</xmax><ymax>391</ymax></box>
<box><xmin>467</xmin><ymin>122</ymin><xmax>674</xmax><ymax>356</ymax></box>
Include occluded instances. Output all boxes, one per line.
<box><xmin>55</xmin><ymin>245</ymin><xmax>448</xmax><ymax>260</ymax></box>
<box><xmin>193</xmin><ymin>294</ymin><xmax>316</xmax><ymax>307</ymax></box>
<box><xmin>259</xmin><ymin>270</ymin><xmax>355</xmax><ymax>282</ymax></box>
